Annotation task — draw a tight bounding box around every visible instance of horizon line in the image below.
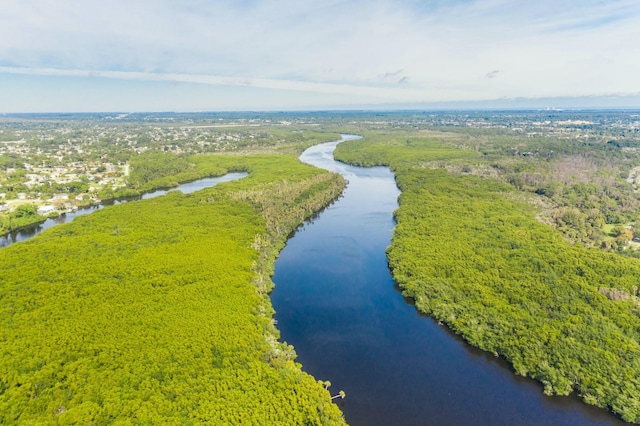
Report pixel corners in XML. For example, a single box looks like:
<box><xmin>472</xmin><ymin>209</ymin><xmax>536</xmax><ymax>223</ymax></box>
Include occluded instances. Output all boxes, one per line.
<box><xmin>3</xmin><ymin>105</ymin><xmax>640</xmax><ymax>116</ymax></box>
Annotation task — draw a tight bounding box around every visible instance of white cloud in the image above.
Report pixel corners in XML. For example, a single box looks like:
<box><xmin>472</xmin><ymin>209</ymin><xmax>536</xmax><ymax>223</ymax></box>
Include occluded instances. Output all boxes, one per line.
<box><xmin>1</xmin><ymin>0</ymin><xmax>639</xmax><ymax>111</ymax></box>
<box><xmin>0</xmin><ymin>66</ymin><xmax>422</xmax><ymax>100</ymax></box>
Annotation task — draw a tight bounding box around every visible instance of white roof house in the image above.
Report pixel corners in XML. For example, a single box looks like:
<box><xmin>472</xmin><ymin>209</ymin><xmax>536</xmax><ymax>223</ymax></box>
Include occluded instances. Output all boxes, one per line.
<box><xmin>37</xmin><ymin>205</ymin><xmax>56</xmax><ymax>215</ymax></box>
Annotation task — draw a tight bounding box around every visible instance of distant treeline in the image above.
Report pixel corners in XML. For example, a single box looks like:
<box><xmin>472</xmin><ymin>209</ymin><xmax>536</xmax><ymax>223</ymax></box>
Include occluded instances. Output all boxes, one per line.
<box><xmin>334</xmin><ymin>131</ymin><xmax>640</xmax><ymax>423</ymax></box>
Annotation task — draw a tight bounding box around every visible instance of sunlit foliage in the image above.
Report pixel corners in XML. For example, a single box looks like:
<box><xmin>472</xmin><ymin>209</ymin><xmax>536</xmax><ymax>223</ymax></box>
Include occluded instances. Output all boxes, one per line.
<box><xmin>335</xmin><ymin>132</ymin><xmax>640</xmax><ymax>423</ymax></box>
<box><xmin>0</xmin><ymin>154</ymin><xmax>346</xmax><ymax>424</ymax></box>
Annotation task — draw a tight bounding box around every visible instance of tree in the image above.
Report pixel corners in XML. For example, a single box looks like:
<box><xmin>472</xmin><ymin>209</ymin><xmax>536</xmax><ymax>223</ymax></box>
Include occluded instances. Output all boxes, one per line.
<box><xmin>13</xmin><ymin>204</ymin><xmax>37</xmax><ymax>218</ymax></box>
<box><xmin>613</xmin><ymin>226</ymin><xmax>633</xmax><ymax>243</ymax></box>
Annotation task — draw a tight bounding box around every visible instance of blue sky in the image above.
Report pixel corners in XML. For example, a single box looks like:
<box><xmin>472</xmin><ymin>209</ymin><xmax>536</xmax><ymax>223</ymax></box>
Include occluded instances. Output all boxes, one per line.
<box><xmin>1</xmin><ymin>0</ymin><xmax>639</xmax><ymax>112</ymax></box>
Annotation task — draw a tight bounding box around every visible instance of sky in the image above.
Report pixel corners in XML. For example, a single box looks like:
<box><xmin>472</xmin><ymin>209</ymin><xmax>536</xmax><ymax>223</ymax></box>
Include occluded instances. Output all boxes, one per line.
<box><xmin>1</xmin><ymin>0</ymin><xmax>640</xmax><ymax>112</ymax></box>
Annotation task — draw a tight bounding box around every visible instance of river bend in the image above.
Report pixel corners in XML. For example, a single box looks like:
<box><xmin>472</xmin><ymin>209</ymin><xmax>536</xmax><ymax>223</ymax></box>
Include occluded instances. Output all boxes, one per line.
<box><xmin>271</xmin><ymin>135</ymin><xmax>623</xmax><ymax>426</ymax></box>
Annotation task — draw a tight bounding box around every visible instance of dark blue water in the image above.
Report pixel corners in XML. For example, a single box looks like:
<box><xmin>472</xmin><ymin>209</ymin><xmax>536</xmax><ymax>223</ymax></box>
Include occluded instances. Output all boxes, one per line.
<box><xmin>0</xmin><ymin>172</ymin><xmax>247</xmax><ymax>248</ymax></box>
<box><xmin>271</xmin><ymin>136</ymin><xmax>624</xmax><ymax>426</ymax></box>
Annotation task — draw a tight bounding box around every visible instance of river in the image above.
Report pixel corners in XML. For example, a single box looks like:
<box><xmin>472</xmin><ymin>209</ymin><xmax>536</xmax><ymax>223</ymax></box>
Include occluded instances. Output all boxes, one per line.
<box><xmin>0</xmin><ymin>172</ymin><xmax>247</xmax><ymax>249</ymax></box>
<box><xmin>271</xmin><ymin>135</ymin><xmax>624</xmax><ymax>426</ymax></box>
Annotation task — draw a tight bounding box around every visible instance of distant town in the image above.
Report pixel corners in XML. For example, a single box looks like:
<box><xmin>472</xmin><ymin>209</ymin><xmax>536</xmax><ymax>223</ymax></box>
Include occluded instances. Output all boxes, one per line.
<box><xmin>0</xmin><ymin>113</ymin><xmax>294</xmax><ymax>220</ymax></box>
<box><xmin>2</xmin><ymin>110</ymin><xmax>639</xmax><ymax>230</ymax></box>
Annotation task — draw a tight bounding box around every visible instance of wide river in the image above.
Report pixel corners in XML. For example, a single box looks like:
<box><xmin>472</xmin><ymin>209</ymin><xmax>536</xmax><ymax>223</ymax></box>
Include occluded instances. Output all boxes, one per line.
<box><xmin>271</xmin><ymin>135</ymin><xmax>624</xmax><ymax>425</ymax></box>
<box><xmin>0</xmin><ymin>172</ymin><xmax>247</xmax><ymax>248</ymax></box>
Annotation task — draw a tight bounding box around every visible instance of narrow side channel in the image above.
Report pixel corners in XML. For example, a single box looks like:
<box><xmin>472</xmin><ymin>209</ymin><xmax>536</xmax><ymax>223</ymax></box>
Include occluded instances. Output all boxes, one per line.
<box><xmin>0</xmin><ymin>172</ymin><xmax>247</xmax><ymax>248</ymax></box>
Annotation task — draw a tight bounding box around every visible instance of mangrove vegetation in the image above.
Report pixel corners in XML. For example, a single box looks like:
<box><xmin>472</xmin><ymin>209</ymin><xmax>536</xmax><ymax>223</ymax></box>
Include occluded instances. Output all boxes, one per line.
<box><xmin>334</xmin><ymin>130</ymin><xmax>640</xmax><ymax>423</ymax></box>
<box><xmin>4</xmin><ymin>111</ymin><xmax>640</xmax><ymax>424</ymax></box>
<box><xmin>0</xmin><ymin>151</ymin><xmax>346</xmax><ymax>424</ymax></box>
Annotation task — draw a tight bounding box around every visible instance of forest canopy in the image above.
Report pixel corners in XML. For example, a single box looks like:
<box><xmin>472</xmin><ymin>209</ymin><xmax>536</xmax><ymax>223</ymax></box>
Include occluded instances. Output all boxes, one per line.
<box><xmin>5</xmin><ymin>112</ymin><xmax>640</xmax><ymax>424</ymax></box>
<box><xmin>0</xmin><ymin>153</ymin><xmax>346</xmax><ymax>424</ymax></box>
<box><xmin>334</xmin><ymin>130</ymin><xmax>640</xmax><ymax>423</ymax></box>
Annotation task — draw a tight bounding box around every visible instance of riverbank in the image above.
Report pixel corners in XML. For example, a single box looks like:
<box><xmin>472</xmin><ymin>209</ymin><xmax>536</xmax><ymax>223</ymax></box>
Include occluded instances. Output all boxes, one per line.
<box><xmin>0</xmin><ymin>171</ymin><xmax>252</xmax><ymax>248</ymax></box>
<box><xmin>0</xmin><ymin>153</ymin><xmax>346</xmax><ymax>424</ymax></box>
<box><xmin>333</xmin><ymin>132</ymin><xmax>640</xmax><ymax>423</ymax></box>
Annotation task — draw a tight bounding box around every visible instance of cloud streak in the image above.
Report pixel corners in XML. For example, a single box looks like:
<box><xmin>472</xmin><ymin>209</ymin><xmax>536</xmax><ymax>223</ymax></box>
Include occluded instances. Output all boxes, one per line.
<box><xmin>0</xmin><ymin>66</ymin><xmax>421</xmax><ymax>100</ymax></box>
<box><xmin>1</xmin><ymin>0</ymin><xmax>639</xmax><ymax>111</ymax></box>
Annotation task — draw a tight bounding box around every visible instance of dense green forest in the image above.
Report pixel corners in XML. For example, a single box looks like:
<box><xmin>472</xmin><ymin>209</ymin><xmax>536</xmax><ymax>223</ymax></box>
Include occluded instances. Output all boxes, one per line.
<box><xmin>334</xmin><ymin>127</ymin><xmax>640</xmax><ymax>251</ymax></box>
<box><xmin>0</xmin><ymin>122</ymin><xmax>340</xmax><ymax>235</ymax></box>
<box><xmin>0</xmin><ymin>153</ymin><xmax>346</xmax><ymax>424</ymax></box>
<box><xmin>5</xmin><ymin>112</ymin><xmax>640</xmax><ymax>423</ymax></box>
<box><xmin>334</xmin><ymin>132</ymin><xmax>640</xmax><ymax>423</ymax></box>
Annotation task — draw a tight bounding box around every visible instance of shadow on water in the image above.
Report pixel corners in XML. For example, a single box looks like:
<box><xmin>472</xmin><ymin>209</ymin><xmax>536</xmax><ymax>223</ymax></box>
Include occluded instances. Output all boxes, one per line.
<box><xmin>271</xmin><ymin>135</ymin><xmax>625</xmax><ymax>426</ymax></box>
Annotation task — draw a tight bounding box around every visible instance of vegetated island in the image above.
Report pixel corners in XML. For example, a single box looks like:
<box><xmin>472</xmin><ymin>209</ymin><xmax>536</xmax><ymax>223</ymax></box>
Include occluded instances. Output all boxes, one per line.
<box><xmin>333</xmin><ymin>126</ymin><xmax>640</xmax><ymax>424</ymax></box>
<box><xmin>0</xmin><ymin>135</ymin><xmax>347</xmax><ymax>423</ymax></box>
